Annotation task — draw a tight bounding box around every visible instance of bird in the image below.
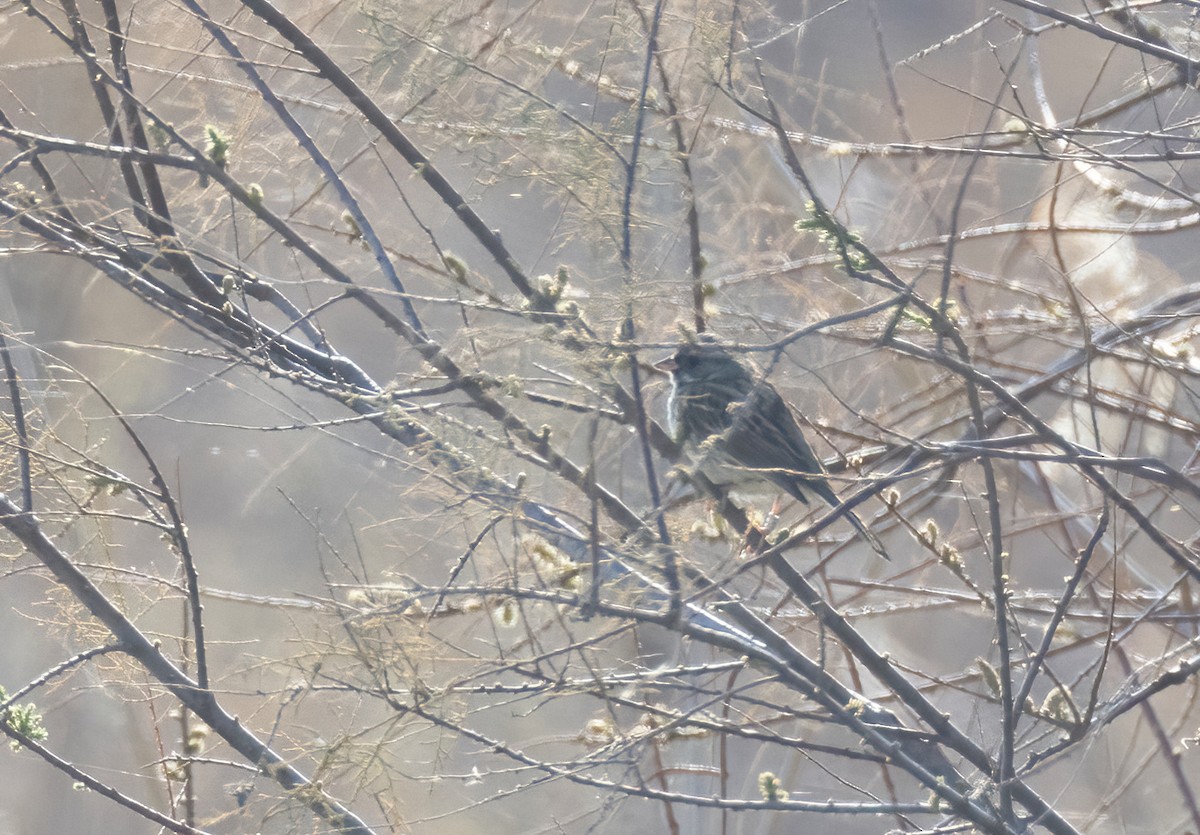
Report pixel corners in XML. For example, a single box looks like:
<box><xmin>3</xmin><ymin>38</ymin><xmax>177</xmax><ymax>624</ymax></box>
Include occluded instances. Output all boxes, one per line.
<box><xmin>656</xmin><ymin>337</ymin><xmax>885</xmax><ymax>557</ymax></box>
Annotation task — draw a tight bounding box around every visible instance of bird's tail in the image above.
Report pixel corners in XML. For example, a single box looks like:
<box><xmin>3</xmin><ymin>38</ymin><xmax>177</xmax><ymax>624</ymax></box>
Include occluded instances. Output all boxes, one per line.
<box><xmin>810</xmin><ymin>480</ymin><xmax>889</xmax><ymax>560</ymax></box>
<box><xmin>846</xmin><ymin>509</ymin><xmax>889</xmax><ymax>561</ymax></box>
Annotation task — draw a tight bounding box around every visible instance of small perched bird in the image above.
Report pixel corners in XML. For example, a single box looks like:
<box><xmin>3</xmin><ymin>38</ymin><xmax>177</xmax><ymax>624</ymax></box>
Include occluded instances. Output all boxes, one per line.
<box><xmin>656</xmin><ymin>338</ymin><xmax>885</xmax><ymax>556</ymax></box>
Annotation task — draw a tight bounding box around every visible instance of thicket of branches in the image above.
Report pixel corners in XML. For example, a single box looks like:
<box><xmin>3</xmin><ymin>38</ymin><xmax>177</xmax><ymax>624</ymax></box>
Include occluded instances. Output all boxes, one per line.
<box><xmin>2</xmin><ymin>1</ymin><xmax>1200</xmax><ymax>832</ymax></box>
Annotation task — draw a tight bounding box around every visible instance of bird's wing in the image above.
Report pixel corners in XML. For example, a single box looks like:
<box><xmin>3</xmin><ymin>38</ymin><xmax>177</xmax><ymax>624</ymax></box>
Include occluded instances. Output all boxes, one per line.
<box><xmin>715</xmin><ymin>384</ymin><xmax>830</xmax><ymax>499</ymax></box>
<box><xmin>731</xmin><ymin>382</ymin><xmax>889</xmax><ymax>558</ymax></box>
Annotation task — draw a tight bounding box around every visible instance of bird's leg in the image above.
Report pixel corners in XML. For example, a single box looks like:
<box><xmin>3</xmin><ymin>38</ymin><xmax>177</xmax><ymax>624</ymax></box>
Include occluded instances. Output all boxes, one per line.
<box><xmin>769</xmin><ymin>494</ymin><xmax>784</xmax><ymax>519</ymax></box>
<box><xmin>737</xmin><ymin>499</ymin><xmax>781</xmax><ymax>558</ymax></box>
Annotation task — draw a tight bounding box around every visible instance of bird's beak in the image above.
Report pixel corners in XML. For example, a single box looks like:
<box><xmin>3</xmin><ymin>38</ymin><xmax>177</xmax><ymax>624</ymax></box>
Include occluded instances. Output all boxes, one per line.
<box><xmin>653</xmin><ymin>354</ymin><xmax>677</xmax><ymax>373</ymax></box>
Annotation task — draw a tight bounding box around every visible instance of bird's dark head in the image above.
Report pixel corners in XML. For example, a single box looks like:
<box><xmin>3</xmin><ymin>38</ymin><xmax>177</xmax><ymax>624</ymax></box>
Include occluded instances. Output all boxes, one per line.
<box><xmin>655</xmin><ymin>338</ymin><xmax>746</xmax><ymax>387</ymax></box>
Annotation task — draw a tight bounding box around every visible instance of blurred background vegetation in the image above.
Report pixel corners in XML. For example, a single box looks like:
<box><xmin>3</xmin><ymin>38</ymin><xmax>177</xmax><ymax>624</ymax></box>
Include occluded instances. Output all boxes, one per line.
<box><xmin>2</xmin><ymin>0</ymin><xmax>1200</xmax><ymax>832</ymax></box>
